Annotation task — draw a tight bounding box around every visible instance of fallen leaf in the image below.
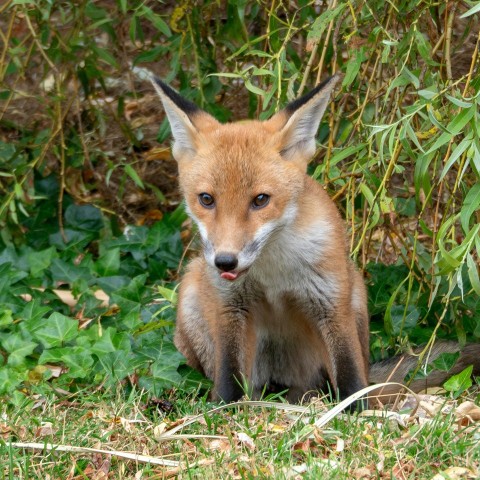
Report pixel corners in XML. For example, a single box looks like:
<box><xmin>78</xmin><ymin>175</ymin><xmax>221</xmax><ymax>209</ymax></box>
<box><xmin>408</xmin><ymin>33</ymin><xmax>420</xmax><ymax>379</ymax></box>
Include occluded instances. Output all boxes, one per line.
<box><xmin>93</xmin><ymin>458</ymin><xmax>111</xmax><ymax>480</ymax></box>
<box><xmin>292</xmin><ymin>439</ymin><xmax>311</xmax><ymax>452</ymax></box>
<box><xmin>336</xmin><ymin>437</ymin><xmax>345</xmax><ymax>452</ymax></box>
<box><xmin>431</xmin><ymin>466</ymin><xmax>478</xmax><ymax>480</ymax></box>
<box><xmin>208</xmin><ymin>438</ymin><xmax>231</xmax><ymax>453</ymax></box>
<box><xmin>455</xmin><ymin>401</ymin><xmax>480</xmax><ymax>423</ymax></box>
<box><xmin>124</xmin><ymin>100</ymin><xmax>139</xmax><ymax>121</ymax></box>
<box><xmin>291</xmin><ymin>463</ymin><xmax>308</xmax><ymax>473</ymax></box>
<box><xmin>392</xmin><ymin>459</ymin><xmax>414</xmax><ymax>479</ymax></box>
<box><xmin>267</xmin><ymin>422</ymin><xmax>286</xmax><ymax>433</ymax></box>
<box><xmin>0</xmin><ymin>423</ymin><xmax>12</xmax><ymax>439</ymax></box>
<box><xmin>43</xmin><ymin>365</ymin><xmax>63</xmax><ymax>378</ymax></box>
<box><xmin>143</xmin><ymin>147</ymin><xmax>172</xmax><ymax>162</ymax></box>
<box><xmin>153</xmin><ymin>422</ymin><xmax>168</xmax><ymax>438</ymax></box>
<box><xmin>352</xmin><ymin>466</ymin><xmax>375</xmax><ymax>479</ymax></box>
<box><xmin>235</xmin><ymin>432</ymin><xmax>255</xmax><ymax>451</ymax></box>
<box><xmin>119</xmin><ymin>417</ymin><xmax>133</xmax><ymax>433</ymax></box>
<box><xmin>137</xmin><ymin>209</ymin><xmax>163</xmax><ymax>226</ymax></box>
<box><xmin>35</xmin><ymin>422</ymin><xmax>56</xmax><ymax>438</ymax></box>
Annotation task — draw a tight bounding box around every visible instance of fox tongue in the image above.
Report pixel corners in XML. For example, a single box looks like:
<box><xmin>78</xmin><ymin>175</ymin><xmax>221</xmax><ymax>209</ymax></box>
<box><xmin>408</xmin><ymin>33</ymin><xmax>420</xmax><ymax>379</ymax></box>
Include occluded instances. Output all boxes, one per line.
<box><xmin>221</xmin><ymin>271</ymin><xmax>238</xmax><ymax>281</ymax></box>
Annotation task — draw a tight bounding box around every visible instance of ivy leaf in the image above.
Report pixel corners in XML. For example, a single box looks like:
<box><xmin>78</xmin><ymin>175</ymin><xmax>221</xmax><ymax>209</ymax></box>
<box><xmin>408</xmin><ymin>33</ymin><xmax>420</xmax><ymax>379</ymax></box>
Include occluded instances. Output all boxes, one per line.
<box><xmin>443</xmin><ymin>366</ymin><xmax>473</xmax><ymax>398</ymax></box>
<box><xmin>61</xmin><ymin>349</ymin><xmax>95</xmax><ymax>378</ymax></box>
<box><xmin>96</xmin><ymin>351</ymin><xmax>140</xmax><ymax>384</ymax></box>
<box><xmin>49</xmin><ymin>229</ymin><xmax>95</xmax><ymax>252</ymax></box>
<box><xmin>34</xmin><ymin>313</ymin><xmax>78</xmax><ymax>348</ymax></box>
<box><xmin>0</xmin><ymin>309</ymin><xmax>13</xmax><ymax>328</ymax></box>
<box><xmin>95</xmin><ymin>247</ymin><xmax>120</xmax><ymax>276</ymax></box>
<box><xmin>50</xmin><ymin>258</ymin><xmax>91</xmax><ymax>283</ymax></box>
<box><xmin>40</xmin><ymin>347</ymin><xmax>94</xmax><ymax>379</ymax></box>
<box><xmin>1</xmin><ymin>333</ymin><xmax>38</xmax><ymax>366</ymax></box>
<box><xmin>27</xmin><ymin>246</ymin><xmax>57</xmax><ymax>277</ymax></box>
<box><xmin>90</xmin><ymin>327</ymin><xmax>122</xmax><ymax>356</ymax></box>
<box><xmin>0</xmin><ymin>367</ymin><xmax>25</xmax><ymax>395</ymax></box>
<box><xmin>432</xmin><ymin>352</ymin><xmax>460</xmax><ymax>372</ymax></box>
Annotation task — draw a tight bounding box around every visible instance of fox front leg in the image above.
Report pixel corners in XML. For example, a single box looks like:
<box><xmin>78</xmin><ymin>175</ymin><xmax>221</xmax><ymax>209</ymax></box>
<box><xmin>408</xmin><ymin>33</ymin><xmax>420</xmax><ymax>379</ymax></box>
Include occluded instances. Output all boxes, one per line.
<box><xmin>318</xmin><ymin>319</ymin><xmax>369</xmax><ymax>410</ymax></box>
<box><xmin>212</xmin><ymin>311</ymin><xmax>253</xmax><ymax>403</ymax></box>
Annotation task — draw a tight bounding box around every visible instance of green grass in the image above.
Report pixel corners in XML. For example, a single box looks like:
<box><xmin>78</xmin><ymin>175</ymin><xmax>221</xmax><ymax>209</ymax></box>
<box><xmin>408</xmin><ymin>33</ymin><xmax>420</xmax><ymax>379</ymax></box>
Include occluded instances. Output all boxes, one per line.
<box><xmin>2</xmin><ymin>386</ymin><xmax>479</xmax><ymax>479</ymax></box>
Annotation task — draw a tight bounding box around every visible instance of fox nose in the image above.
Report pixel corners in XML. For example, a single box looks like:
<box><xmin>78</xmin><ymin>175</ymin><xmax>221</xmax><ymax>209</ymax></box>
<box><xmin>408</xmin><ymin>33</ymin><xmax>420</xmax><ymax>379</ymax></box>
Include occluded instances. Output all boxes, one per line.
<box><xmin>214</xmin><ymin>253</ymin><xmax>238</xmax><ymax>272</ymax></box>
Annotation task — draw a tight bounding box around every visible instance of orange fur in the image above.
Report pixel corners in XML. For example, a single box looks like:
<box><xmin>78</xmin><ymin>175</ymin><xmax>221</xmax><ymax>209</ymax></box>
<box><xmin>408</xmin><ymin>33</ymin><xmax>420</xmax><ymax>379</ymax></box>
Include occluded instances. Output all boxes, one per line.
<box><xmin>152</xmin><ymin>76</ymin><xmax>370</xmax><ymax>407</ymax></box>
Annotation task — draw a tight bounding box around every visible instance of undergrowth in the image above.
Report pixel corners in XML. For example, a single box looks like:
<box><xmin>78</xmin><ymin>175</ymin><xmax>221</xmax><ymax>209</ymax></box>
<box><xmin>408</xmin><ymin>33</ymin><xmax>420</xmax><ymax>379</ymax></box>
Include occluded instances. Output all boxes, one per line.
<box><xmin>0</xmin><ymin>0</ymin><xmax>479</xmax><ymax>400</ymax></box>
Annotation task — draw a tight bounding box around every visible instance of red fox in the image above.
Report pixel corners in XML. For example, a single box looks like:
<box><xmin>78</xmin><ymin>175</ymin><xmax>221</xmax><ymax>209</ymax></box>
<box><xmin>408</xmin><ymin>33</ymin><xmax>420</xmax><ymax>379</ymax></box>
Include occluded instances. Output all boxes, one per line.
<box><xmin>151</xmin><ymin>76</ymin><xmax>479</xmax><ymax>406</ymax></box>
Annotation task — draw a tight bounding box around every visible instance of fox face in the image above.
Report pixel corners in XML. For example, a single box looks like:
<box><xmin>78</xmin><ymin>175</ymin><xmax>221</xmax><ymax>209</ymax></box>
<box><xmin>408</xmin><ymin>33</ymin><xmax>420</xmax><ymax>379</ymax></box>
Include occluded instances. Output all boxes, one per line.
<box><xmin>180</xmin><ymin>123</ymin><xmax>306</xmax><ymax>280</ymax></box>
<box><xmin>152</xmin><ymin>76</ymin><xmax>340</xmax><ymax>281</ymax></box>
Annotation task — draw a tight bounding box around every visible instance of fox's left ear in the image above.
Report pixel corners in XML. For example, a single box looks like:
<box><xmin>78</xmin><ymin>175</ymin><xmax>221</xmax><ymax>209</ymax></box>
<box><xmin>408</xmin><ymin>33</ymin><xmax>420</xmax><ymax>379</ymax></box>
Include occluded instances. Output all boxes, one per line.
<box><xmin>268</xmin><ymin>74</ymin><xmax>341</xmax><ymax>165</ymax></box>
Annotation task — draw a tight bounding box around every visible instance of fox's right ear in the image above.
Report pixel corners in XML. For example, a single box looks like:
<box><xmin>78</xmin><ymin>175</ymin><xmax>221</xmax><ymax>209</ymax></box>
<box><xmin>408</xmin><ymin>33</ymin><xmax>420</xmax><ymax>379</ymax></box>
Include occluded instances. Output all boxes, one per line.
<box><xmin>151</xmin><ymin>78</ymin><xmax>218</xmax><ymax>158</ymax></box>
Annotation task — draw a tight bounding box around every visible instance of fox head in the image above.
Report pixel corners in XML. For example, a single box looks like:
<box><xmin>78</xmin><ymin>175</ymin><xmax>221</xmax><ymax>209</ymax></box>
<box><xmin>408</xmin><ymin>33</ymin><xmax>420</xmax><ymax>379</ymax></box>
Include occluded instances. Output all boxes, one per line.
<box><xmin>152</xmin><ymin>75</ymin><xmax>340</xmax><ymax>281</ymax></box>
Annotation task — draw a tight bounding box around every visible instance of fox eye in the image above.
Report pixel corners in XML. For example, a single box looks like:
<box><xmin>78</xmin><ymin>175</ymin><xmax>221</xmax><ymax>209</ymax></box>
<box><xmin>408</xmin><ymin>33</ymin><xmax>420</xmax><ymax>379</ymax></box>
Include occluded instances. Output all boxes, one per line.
<box><xmin>252</xmin><ymin>194</ymin><xmax>270</xmax><ymax>209</ymax></box>
<box><xmin>198</xmin><ymin>193</ymin><xmax>215</xmax><ymax>209</ymax></box>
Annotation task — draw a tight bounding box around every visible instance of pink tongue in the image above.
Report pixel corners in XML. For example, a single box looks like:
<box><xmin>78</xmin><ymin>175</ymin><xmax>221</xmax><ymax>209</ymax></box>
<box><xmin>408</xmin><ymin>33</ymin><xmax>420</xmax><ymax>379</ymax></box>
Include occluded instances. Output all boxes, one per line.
<box><xmin>221</xmin><ymin>271</ymin><xmax>238</xmax><ymax>281</ymax></box>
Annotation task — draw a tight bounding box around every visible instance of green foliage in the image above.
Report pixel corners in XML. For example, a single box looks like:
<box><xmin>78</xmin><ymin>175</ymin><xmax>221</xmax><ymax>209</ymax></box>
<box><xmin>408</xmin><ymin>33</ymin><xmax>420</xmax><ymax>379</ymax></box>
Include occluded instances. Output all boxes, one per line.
<box><xmin>0</xmin><ymin>174</ymin><xmax>186</xmax><ymax>396</ymax></box>
<box><xmin>443</xmin><ymin>366</ymin><xmax>473</xmax><ymax>398</ymax></box>
<box><xmin>0</xmin><ymin>0</ymin><xmax>479</xmax><ymax>399</ymax></box>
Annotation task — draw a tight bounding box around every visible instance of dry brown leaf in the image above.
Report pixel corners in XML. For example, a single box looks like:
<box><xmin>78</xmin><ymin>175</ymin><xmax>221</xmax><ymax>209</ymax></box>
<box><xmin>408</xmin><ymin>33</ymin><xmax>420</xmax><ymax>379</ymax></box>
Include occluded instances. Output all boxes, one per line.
<box><xmin>166</xmin><ymin>415</ymin><xmax>205</xmax><ymax>432</ymax></box>
<box><xmin>30</xmin><ymin>394</ymin><xmax>47</xmax><ymax>410</ymax></box>
<box><xmin>17</xmin><ymin>425</ymin><xmax>27</xmax><ymax>441</ymax></box>
<box><xmin>93</xmin><ymin>458</ymin><xmax>111</xmax><ymax>480</ymax></box>
<box><xmin>20</xmin><ymin>287</ymin><xmax>110</xmax><ymax>308</ymax></box>
<box><xmin>419</xmin><ymin>399</ymin><xmax>443</xmax><ymax>418</ymax></box>
<box><xmin>455</xmin><ymin>401</ymin><xmax>480</xmax><ymax>422</ymax></box>
<box><xmin>376</xmin><ymin>452</ymin><xmax>385</xmax><ymax>474</ymax></box>
<box><xmin>162</xmin><ymin>459</ymin><xmax>215</xmax><ymax>479</ymax></box>
<box><xmin>35</xmin><ymin>422</ymin><xmax>56</xmax><ymax>438</ymax></box>
<box><xmin>78</xmin><ymin>464</ymin><xmax>95</xmax><ymax>480</ymax></box>
<box><xmin>352</xmin><ymin>466</ymin><xmax>375</xmax><ymax>479</ymax></box>
<box><xmin>392</xmin><ymin>459</ymin><xmax>415</xmax><ymax>480</ymax></box>
<box><xmin>208</xmin><ymin>438</ymin><xmax>231</xmax><ymax>453</ymax></box>
<box><xmin>66</xmin><ymin>458</ymin><xmax>76</xmax><ymax>480</ymax></box>
<box><xmin>431</xmin><ymin>466</ymin><xmax>478</xmax><ymax>480</ymax></box>
<box><xmin>399</xmin><ymin>393</ymin><xmax>445</xmax><ymax>419</ymax></box>
<box><xmin>43</xmin><ymin>364</ymin><xmax>63</xmax><ymax>378</ymax></box>
<box><xmin>284</xmin><ymin>462</ymin><xmax>308</xmax><ymax>478</ymax></box>
<box><xmin>143</xmin><ymin>147</ymin><xmax>172</xmax><ymax>162</ymax></box>
<box><xmin>119</xmin><ymin>416</ymin><xmax>134</xmax><ymax>433</ymax></box>
<box><xmin>153</xmin><ymin>421</ymin><xmax>168</xmax><ymax>438</ymax></box>
<box><xmin>0</xmin><ymin>423</ymin><xmax>12</xmax><ymax>439</ymax></box>
<box><xmin>137</xmin><ymin>209</ymin><xmax>163</xmax><ymax>226</ymax></box>
<box><xmin>257</xmin><ymin>464</ymin><xmax>275</xmax><ymax>476</ymax></box>
<box><xmin>124</xmin><ymin>100</ymin><xmax>139</xmax><ymax>121</ymax></box>
<box><xmin>292</xmin><ymin>438</ymin><xmax>311</xmax><ymax>453</ymax></box>
<box><xmin>235</xmin><ymin>432</ymin><xmax>255</xmax><ymax>451</ymax></box>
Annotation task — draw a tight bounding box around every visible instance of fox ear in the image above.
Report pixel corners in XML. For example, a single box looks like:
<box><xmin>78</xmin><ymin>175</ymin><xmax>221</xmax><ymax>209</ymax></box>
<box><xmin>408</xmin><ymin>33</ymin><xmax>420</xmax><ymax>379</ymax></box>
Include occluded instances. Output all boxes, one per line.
<box><xmin>151</xmin><ymin>78</ymin><xmax>218</xmax><ymax>158</ymax></box>
<box><xmin>270</xmin><ymin>75</ymin><xmax>340</xmax><ymax>164</ymax></box>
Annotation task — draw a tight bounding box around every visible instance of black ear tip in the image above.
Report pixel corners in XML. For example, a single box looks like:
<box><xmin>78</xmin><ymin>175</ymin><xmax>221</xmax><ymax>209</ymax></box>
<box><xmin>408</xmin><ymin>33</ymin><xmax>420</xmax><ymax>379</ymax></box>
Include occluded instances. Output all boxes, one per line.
<box><xmin>151</xmin><ymin>76</ymin><xmax>167</xmax><ymax>90</ymax></box>
<box><xmin>285</xmin><ymin>74</ymin><xmax>340</xmax><ymax>115</ymax></box>
<box><xmin>314</xmin><ymin>73</ymin><xmax>342</xmax><ymax>92</ymax></box>
<box><xmin>151</xmin><ymin>77</ymin><xmax>200</xmax><ymax>115</ymax></box>
<box><xmin>150</xmin><ymin>76</ymin><xmax>173</xmax><ymax>98</ymax></box>
<box><xmin>151</xmin><ymin>76</ymin><xmax>176</xmax><ymax>95</ymax></box>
